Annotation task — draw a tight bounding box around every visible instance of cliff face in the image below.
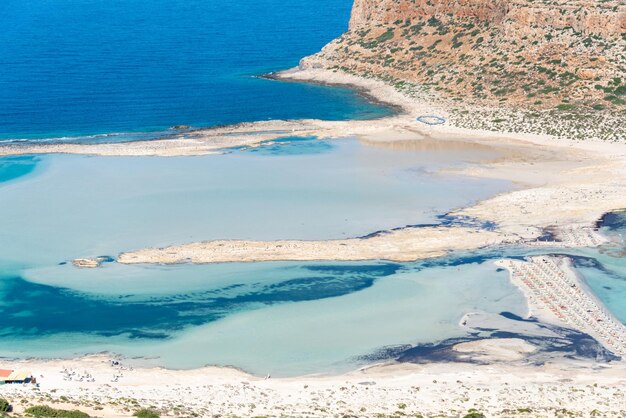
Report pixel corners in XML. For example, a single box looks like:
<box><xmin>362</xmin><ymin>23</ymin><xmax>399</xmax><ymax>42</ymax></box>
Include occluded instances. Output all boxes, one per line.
<box><xmin>305</xmin><ymin>0</ymin><xmax>626</xmax><ymax>115</ymax></box>
<box><xmin>348</xmin><ymin>0</ymin><xmax>625</xmax><ymax>37</ymax></box>
<box><xmin>348</xmin><ymin>0</ymin><xmax>510</xmax><ymax>29</ymax></box>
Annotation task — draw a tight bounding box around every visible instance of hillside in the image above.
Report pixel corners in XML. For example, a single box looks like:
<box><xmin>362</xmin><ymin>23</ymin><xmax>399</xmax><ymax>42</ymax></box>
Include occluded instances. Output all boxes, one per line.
<box><xmin>301</xmin><ymin>0</ymin><xmax>626</xmax><ymax>140</ymax></box>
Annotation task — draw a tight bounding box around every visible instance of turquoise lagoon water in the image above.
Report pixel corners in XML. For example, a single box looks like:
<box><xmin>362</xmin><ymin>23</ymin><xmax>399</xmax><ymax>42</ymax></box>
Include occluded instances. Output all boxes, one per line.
<box><xmin>0</xmin><ymin>138</ymin><xmax>532</xmax><ymax>375</ymax></box>
<box><xmin>0</xmin><ymin>156</ymin><xmax>40</xmax><ymax>184</ymax></box>
<box><xmin>1</xmin><ymin>139</ymin><xmax>625</xmax><ymax>374</ymax></box>
<box><xmin>2</xmin><ymin>260</ymin><xmax>525</xmax><ymax>376</ymax></box>
<box><xmin>575</xmin><ymin>254</ymin><xmax>626</xmax><ymax>324</ymax></box>
<box><xmin>0</xmin><ymin>139</ymin><xmax>509</xmax><ymax>267</ymax></box>
<box><xmin>569</xmin><ymin>213</ymin><xmax>626</xmax><ymax>324</ymax></box>
<box><xmin>0</xmin><ymin>0</ymin><xmax>391</xmax><ymax>142</ymax></box>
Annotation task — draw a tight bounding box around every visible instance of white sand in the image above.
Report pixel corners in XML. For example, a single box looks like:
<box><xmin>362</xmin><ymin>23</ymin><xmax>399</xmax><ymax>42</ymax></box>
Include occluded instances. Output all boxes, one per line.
<box><xmin>2</xmin><ymin>354</ymin><xmax>626</xmax><ymax>417</ymax></box>
<box><xmin>115</xmin><ymin>226</ymin><xmax>505</xmax><ymax>264</ymax></box>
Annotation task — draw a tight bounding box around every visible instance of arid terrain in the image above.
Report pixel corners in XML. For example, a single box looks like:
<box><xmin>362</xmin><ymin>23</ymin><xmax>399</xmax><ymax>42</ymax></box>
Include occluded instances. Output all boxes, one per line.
<box><xmin>302</xmin><ymin>0</ymin><xmax>626</xmax><ymax>140</ymax></box>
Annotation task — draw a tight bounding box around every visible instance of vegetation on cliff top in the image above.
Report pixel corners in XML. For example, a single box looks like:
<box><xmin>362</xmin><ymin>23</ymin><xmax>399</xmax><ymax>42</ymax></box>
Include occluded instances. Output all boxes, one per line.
<box><xmin>307</xmin><ymin>0</ymin><xmax>626</xmax><ymax>140</ymax></box>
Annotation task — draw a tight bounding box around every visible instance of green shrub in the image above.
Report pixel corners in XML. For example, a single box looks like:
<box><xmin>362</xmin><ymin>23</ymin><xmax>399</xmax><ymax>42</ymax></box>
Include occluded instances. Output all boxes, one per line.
<box><xmin>614</xmin><ymin>85</ymin><xmax>626</xmax><ymax>96</ymax></box>
<box><xmin>25</xmin><ymin>405</ymin><xmax>89</xmax><ymax>417</ymax></box>
<box><xmin>463</xmin><ymin>409</ymin><xmax>486</xmax><ymax>418</ymax></box>
<box><xmin>133</xmin><ymin>409</ymin><xmax>160</xmax><ymax>418</ymax></box>
<box><xmin>605</xmin><ymin>95</ymin><xmax>626</xmax><ymax>105</ymax></box>
<box><xmin>376</xmin><ymin>28</ymin><xmax>394</xmax><ymax>43</ymax></box>
<box><xmin>0</xmin><ymin>398</ymin><xmax>10</xmax><ymax>412</ymax></box>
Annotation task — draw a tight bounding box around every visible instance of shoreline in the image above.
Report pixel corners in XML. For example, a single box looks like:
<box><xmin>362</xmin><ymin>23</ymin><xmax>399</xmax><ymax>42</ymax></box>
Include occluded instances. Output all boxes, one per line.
<box><xmin>261</xmin><ymin>71</ymin><xmax>409</xmax><ymax>117</ymax></box>
<box><xmin>2</xmin><ymin>353</ymin><xmax>626</xmax><ymax>417</ymax></box>
<box><xmin>0</xmin><ymin>69</ymin><xmax>411</xmax><ymax>158</ymax></box>
<box><xmin>114</xmin><ymin>225</ymin><xmax>505</xmax><ymax>265</ymax></box>
<box><xmin>106</xmin><ymin>217</ymin><xmax>614</xmax><ymax>267</ymax></box>
<box><xmin>3</xmin><ymin>66</ymin><xmax>626</xmax><ymax>158</ymax></box>
<box><xmin>496</xmin><ymin>255</ymin><xmax>626</xmax><ymax>357</ymax></box>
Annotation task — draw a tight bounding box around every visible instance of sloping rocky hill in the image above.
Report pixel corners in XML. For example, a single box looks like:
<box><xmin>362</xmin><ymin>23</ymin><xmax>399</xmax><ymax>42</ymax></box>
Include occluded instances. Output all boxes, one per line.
<box><xmin>303</xmin><ymin>0</ymin><xmax>626</xmax><ymax>140</ymax></box>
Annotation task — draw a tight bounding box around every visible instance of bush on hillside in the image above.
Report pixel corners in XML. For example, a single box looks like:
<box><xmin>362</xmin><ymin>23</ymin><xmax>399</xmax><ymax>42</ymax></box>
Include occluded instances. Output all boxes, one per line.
<box><xmin>0</xmin><ymin>398</ymin><xmax>11</xmax><ymax>412</ymax></box>
<box><xmin>463</xmin><ymin>409</ymin><xmax>486</xmax><ymax>418</ymax></box>
<box><xmin>133</xmin><ymin>409</ymin><xmax>160</xmax><ymax>418</ymax></box>
<box><xmin>24</xmin><ymin>405</ymin><xmax>89</xmax><ymax>418</ymax></box>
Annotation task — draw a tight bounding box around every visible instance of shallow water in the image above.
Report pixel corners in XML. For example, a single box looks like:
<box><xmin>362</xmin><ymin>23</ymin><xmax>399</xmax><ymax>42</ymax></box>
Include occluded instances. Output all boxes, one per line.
<box><xmin>0</xmin><ymin>138</ymin><xmax>509</xmax><ymax>267</ymax></box>
<box><xmin>570</xmin><ymin>213</ymin><xmax>626</xmax><ymax>323</ymax></box>
<box><xmin>1</xmin><ymin>258</ymin><xmax>526</xmax><ymax>376</ymax></box>
<box><xmin>1</xmin><ymin>137</ymin><xmax>624</xmax><ymax>374</ymax></box>
<box><xmin>0</xmin><ymin>138</ymin><xmax>626</xmax><ymax>376</ymax></box>
<box><xmin>573</xmin><ymin>256</ymin><xmax>626</xmax><ymax>324</ymax></box>
<box><xmin>0</xmin><ymin>156</ymin><xmax>40</xmax><ymax>184</ymax></box>
<box><xmin>0</xmin><ymin>138</ymin><xmax>525</xmax><ymax>375</ymax></box>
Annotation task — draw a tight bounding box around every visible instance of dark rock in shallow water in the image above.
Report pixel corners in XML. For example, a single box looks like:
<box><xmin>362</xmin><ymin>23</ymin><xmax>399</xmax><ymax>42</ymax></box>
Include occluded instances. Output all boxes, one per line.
<box><xmin>395</xmin><ymin>337</ymin><xmax>480</xmax><ymax>364</ymax></box>
<box><xmin>536</xmin><ymin>228</ymin><xmax>558</xmax><ymax>242</ymax></box>
<box><xmin>597</xmin><ymin>209</ymin><xmax>626</xmax><ymax>230</ymax></box>
<box><xmin>361</xmin><ymin>312</ymin><xmax>620</xmax><ymax>365</ymax></box>
<box><xmin>499</xmin><ymin>311</ymin><xmax>538</xmax><ymax>323</ymax></box>
<box><xmin>357</xmin><ymin>344</ymin><xmax>413</xmax><ymax>363</ymax></box>
<box><xmin>72</xmin><ymin>255</ymin><xmax>115</xmax><ymax>268</ymax></box>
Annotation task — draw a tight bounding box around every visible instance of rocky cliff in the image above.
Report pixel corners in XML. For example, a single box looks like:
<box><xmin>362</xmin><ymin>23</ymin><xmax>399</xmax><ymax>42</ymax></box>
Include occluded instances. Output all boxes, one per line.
<box><xmin>347</xmin><ymin>0</ymin><xmax>625</xmax><ymax>37</ymax></box>
<box><xmin>302</xmin><ymin>0</ymin><xmax>626</xmax><ymax>139</ymax></box>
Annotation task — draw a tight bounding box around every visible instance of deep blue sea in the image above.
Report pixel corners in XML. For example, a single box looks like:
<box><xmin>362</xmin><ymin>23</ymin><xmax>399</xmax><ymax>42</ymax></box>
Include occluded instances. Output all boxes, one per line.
<box><xmin>0</xmin><ymin>0</ymin><xmax>390</xmax><ymax>142</ymax></box>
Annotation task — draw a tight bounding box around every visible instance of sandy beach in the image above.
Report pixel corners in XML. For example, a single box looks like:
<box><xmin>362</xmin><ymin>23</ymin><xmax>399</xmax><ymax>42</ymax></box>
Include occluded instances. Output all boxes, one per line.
<box><xmin>115</xmin><ymin>226</ymin><xmax>505</xmax><ymax>265</ymax></box>
<box><xmin>2</xmin><ymin>354</ymin><xmax>626</xmax><ymax>417</ymax></box>
<box><xmin>497</xmin><ymin>256</ymin><xmax>626</xmax><ymax>357</ymax></box>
